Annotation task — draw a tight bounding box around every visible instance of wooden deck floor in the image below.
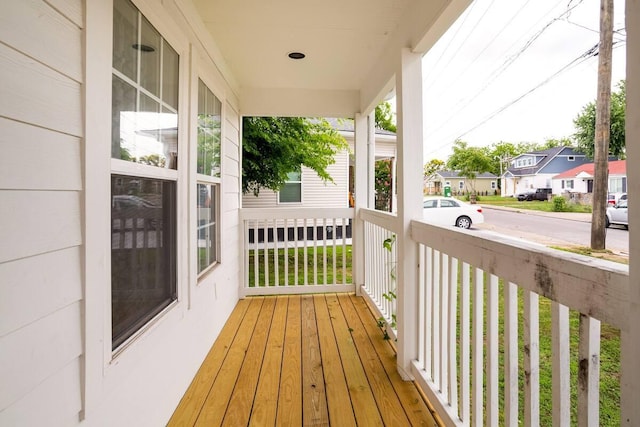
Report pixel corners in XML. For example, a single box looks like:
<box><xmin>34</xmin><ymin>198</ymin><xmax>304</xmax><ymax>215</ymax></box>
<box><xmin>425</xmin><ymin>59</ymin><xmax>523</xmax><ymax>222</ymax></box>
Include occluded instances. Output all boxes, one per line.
<box><xmin>168</xmin><ymin>293</ymin><xmax>439</xmax><ymax>426</ymax></box>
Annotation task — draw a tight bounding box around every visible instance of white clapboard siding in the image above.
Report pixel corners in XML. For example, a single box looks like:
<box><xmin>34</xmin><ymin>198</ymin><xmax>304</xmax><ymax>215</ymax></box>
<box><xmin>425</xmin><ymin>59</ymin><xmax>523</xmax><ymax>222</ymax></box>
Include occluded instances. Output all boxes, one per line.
<box><xmin>0</xmin><ymin>301</ymin><xmax>82</xmax><ymax>410</ymax></box>
<box><xmin>0</xmin><ymin>43</ymin><xmax>82</xmax><ymax>137</ymax></box>
<box><xmin>0</xmin><ymin>358</ymin><xmax>82</xmax><ymax>427</ymax></box>
<box><xmin>0</xmin><ymin>0</ymin><xmax>83</xmax><ymax>82</ymax></box>
<box><xmin>0</xmin><ymin>247</ymin><xmax>82</xmax><ymax>337</ymax></box>
<box><xmin>0</xmin><ymin>118</ymin><xmax>82</xmax><ymax>191</ymax></box>
<box><xmin>242</xmin><ymin>150</ymin><xmax>349</xmax><ymax>209</ymax></box>
<box><xmin>0</xmin><ymin>191</ymin><xmax>82</xmax><ymax>263</ymax></box>
<box><xmin>45</xmin><ymin>0</ymin><xmax>83</xmax><ymax>27</ymax></box>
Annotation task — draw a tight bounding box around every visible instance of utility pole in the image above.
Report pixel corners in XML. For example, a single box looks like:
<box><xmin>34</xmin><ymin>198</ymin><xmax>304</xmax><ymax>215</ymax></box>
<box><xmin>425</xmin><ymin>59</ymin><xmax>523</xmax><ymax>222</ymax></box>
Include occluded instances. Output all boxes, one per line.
<box><xmin>591</xmin><ymin>0</ymin><xmax>613</xmax><ymax>250</ymax></box>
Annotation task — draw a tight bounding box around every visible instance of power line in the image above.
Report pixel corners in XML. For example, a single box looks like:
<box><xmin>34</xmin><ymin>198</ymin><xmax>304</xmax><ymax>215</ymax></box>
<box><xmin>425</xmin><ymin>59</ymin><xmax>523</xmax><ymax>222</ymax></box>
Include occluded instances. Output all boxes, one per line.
<box><xmin>426</xmin><ymin>0</ymin><xmax>587</xmax><ymax>135</ymax></box>
<box><xmin>425</xmin><ymin>40</ymin><xmax>625</xmax><ymax>156</ymax></box>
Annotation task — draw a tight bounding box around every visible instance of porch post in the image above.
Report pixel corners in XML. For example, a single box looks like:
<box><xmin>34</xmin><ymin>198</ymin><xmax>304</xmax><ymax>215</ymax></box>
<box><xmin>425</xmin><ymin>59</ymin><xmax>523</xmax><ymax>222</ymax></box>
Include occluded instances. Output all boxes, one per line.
<box><xmin>621</xmin><ymin>0</ymin><xmax>640</xmax><ymax>424</ymax></box>
<box><xmin>395</xmin><ymin>47</ymin><xmax>423</xmax><ymax>378</ymax></box>
<box><xmin>367</xmin><ymin>112</ymin><xmax>376</xmax><ymax>208</ymax></box>
<box><xmin>353</xmin><ymin>113</ymin><xmax>369</xmax><ymax>296</ymax></box>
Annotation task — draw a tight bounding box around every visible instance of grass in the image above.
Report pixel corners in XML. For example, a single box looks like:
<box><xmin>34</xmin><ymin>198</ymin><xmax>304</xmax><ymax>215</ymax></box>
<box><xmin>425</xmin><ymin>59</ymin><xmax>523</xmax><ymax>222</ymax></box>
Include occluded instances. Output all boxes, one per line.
<box><xmin>474</xmin><ymin>195</ymin><xmax>593</xmax><ymax>213</ymax></box>
<box><xmin>247</xmin><ymin>245</ymin><xmax>352</xmax><ymax>286</ymax></box>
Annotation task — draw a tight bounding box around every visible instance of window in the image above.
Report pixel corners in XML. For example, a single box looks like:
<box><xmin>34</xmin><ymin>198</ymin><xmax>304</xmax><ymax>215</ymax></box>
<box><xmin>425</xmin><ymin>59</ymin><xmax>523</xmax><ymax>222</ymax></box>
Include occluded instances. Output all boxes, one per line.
<box><xmin>196</xmin><ymin>79</ymin><xmax>222</xmax><ymax>275</ymax></box>
<box><xmin>423</xmin><ymin>200</ymin><xmax>437</xmax><ymax>208</ymax></box>
<box><xmin>564</xmin><ymin>179</ymin><xmax>574</xmax><ymax>189</ymax></box>
<box><xmin>568</xmin><ymin>156</ymin><xmax>575</xmax><ymax>161</ymax></box>
<box><xmin>440</xmin><ymin>199</ymin><xmax>459</xmax><ymax>208</ymax></box>
<box><xmin>491</xmin><ymin>181</ymin><xmax>496</xmax><ymax>189</ymax></box>
<box><xmin>458</xmin><ymin>181</ymin><xmax>464</xmax><ymax>190</ymax></box>
<box><xmin>445</xmin><ymin>181</ymin><xmax>451</xmax><ymax>187</ymax></box>
<box><xmin>609</xmin><ymin>177</ymin><xmax>625</xmax><ymax>193</ymax></box>
<box><xmin>111</xmin><ymin>0</ymin><xmax>179</xmax><ymax>350</ymax></box>
<box><xmin>279</xmin><ymin>171</ymin><xmax>302</xmax><ymax>203</ymax></box>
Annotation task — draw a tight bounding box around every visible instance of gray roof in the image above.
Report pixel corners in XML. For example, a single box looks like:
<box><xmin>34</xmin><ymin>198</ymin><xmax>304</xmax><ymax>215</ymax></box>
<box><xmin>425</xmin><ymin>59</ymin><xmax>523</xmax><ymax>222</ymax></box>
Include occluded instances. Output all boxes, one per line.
<box><xmin>505</xmin><ymin>146</ymin><xmax>584</xmax><ymax>177</ymax></box>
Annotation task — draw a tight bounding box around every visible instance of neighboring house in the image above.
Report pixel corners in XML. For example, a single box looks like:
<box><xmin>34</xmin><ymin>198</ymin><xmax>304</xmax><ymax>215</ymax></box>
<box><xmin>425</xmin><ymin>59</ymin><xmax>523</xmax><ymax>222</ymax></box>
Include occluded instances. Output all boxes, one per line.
<box><xmin>552</xmin><ymin>159</ymin><xmax>627</xmax><ymax>195</ymax></box>
<box><xmin>242</xmin><ymin>119</ymin><xmax>397</xmax><ymax>210</ymax></box>
<box><xmin>501</xmin><ymin>146</ymin><xmax>589</xmax><ymax>197</ymax></box>
<box><xmin>425</xmin><ymin>171</ymin><xmax>498</xmax><ymax>195</ymax></box>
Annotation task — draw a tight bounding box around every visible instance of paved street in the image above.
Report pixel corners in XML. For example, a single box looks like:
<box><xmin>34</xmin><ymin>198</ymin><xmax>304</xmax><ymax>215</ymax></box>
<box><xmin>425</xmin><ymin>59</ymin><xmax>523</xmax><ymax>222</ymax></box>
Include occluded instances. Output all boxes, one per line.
<box><xmin>476</xmin><ymin>205</ymin><xmax>629</xmax><ymax>255</ymax></box>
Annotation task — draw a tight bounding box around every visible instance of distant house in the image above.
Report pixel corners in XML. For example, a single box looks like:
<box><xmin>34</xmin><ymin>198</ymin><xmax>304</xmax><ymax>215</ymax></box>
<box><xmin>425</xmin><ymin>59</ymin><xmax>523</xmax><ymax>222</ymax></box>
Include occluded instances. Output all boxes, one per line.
<box><xmin>242</xmin><ymin>119</ymin><xmax>396</xmax><ymax>209</ymax></box>
<box><xmin>501</xmin><ymin>147</ymin><xmax>589</xmax><ymax>197</ymax></box>
<box><xmin>425</xmin><ymin>171</ymin><xmax>498</xmax><ymax>195</ymax></box>
<box><xmin>552</xmin><ymin>159</ymin><xmax>627</xmax><ymax>195</ymax></box>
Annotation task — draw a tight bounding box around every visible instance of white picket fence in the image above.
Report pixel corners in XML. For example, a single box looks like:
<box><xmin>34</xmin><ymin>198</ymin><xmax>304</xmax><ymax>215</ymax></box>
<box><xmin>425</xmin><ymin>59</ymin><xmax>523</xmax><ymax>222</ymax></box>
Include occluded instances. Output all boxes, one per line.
<box><xmin>360</xmin><ymin>208</ymin><xmax>629</xmax><ymax>426</ymax></box>
<box><xmin>240</xmin><ymin>208</ymin><xmax>355</xmax><ymax>296</ymax></box>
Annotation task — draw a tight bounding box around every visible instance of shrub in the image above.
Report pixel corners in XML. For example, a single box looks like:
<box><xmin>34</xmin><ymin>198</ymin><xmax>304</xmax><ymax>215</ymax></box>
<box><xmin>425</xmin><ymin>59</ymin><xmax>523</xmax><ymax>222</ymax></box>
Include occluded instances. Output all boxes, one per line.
<box><xmin>552</xmin><ymin>196</ymin><xmax>568</xmax><ymax>212</ymax></box>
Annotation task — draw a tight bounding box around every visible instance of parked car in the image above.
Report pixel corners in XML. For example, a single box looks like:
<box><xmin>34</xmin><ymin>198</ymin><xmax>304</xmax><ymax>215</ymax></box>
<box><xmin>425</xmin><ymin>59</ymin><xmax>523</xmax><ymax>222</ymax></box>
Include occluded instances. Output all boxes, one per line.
<box><xmin>422</xmin><ymin>197</ymin><xmax>484</xmax><ymax>229</ymax></box>
<box><xmin>606</xmin><ymin>199</ymin><xmax>628</xmax><ymax>229</ymax></box>
<box><xmin>516</xmin><ymin>188</ymin><xmax>552</xmax><ymax>201</ymax></box>
<box><xmin>607</xmin><ymin>192</ymin><xmax>627</xmax><ymax>206</ymax></box>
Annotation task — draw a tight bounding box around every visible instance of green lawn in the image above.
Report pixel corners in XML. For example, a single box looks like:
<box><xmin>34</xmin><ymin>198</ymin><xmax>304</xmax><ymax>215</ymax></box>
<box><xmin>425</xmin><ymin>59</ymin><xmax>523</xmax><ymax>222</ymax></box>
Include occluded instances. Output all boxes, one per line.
<box><xmin>476</xmin><ymin>195</ymin><xmax>593</xmax><ymax>213</ymax></box>
<box><xmin>247</xmin><ymin>245</ymin><xmax>352</xmax><ymax>286</ymax></box>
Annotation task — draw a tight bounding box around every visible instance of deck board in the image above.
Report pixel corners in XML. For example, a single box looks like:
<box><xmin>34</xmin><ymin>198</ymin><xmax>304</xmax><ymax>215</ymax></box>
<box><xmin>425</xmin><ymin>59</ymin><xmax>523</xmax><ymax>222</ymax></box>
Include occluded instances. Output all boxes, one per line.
<box><xmin>169</xmin><ymin>293</ymin><xmax>439</xmax><ymax>426</ymax></box>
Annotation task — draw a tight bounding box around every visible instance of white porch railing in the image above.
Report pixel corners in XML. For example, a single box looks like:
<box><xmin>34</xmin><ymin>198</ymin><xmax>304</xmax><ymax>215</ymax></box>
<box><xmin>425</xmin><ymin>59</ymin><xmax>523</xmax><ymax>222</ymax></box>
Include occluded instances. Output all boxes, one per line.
<box><xmin>360</xmin><ymin>208</ymin><xmax>400</xmax><ymax>340</ymax></box>
<box><xmin>359</xmin><ymin>208</ymin><xmax>629</xmax><ymax>426</ymax></box>
<box><xmin>409</xmin><ymin>220</ymin><xmax>628</xmax><ymax>427</ymax></box>
<box><xmin>240</xmin><ymin>208</ymin><xmax>354</xmax><ymax>296</ymax></box>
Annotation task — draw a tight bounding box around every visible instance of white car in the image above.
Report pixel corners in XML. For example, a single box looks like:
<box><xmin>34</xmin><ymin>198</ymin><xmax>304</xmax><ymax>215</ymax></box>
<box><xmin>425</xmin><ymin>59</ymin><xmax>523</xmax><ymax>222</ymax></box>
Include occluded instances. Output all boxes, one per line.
<box><xmin>606</xmin><ymin>199</ymin><xmax>628</xmax><ymax>229</ymax></box>
<box><xmin>422</xmin><ymin>197</ymin><xmax>484</xmax><ymax>229</ymax></box>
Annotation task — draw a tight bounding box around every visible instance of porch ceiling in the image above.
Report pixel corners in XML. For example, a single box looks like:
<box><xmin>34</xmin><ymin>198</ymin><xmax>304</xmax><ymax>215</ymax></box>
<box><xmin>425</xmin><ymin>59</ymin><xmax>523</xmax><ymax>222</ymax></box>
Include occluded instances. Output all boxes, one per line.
<box><xmin>191</xmin><ymin>0</ymin><xmax>471</xmax><ymax>116</ymax></box>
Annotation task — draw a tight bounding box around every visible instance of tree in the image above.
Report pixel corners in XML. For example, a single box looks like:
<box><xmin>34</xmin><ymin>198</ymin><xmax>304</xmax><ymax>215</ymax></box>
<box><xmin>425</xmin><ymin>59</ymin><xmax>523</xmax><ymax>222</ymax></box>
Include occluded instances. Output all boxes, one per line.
<box><xmin>573</xmin><ymin>80</ymin><xmax>625</xmax><ymax>159</ymax></box>
<box><xmin>375</xmin><ymin>101</ymin><xmax>396</xmax><ymax>132</ymax></box>
<box><xmin>446</xmin><ymin>140</ymin><xmax>492</xmax><ymax>193</ymax></box>
<box><xmin>423</xmin><ymin>158</ymin><xmax>445</xmax><ymax>181</ymax></box>
<box><xmin>242</xmin><ymin>117</ymin><xmax>348</xmax><ymax>196</ymax></box>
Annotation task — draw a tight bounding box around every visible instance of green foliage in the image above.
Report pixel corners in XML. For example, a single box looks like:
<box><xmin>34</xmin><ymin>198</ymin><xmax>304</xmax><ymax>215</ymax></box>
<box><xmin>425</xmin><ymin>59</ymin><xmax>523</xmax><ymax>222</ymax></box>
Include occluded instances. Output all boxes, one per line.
<box><xmin>242</xmin><ymin>117</ymin><xmax>349</xmax><ymax>195</ymax></box>
<box><xmin>573</xmin><ymin>80</ymin><xmax>626</xmax><ymax>159</ymax></box>
<box><xmin>375</xmin><ymin>159</ymin><xmax>393</xmax><ymax>211</ymax></box>
<box><xmin>375</xmin><ymin>101</ymin><xmax>396</xmax><ymax>132</ymax></box>
<box><xmin>423</xmin><ymin>158</ymin><xmax>445</xmax><ymax>180</ymax></box>
<box><xmin>447</xmin><ymin>140</ymin><xmax>492</xmax><ymax>193</ymax></box>
<box><xmin>378</xmin><ymin>234</ymin><xmax>397</xmax><ymax>339</ymax></box>
<box><xmin>552</xmin><ymin>195</ymin><xmax>568</xmax><ymax>212</ymax></box>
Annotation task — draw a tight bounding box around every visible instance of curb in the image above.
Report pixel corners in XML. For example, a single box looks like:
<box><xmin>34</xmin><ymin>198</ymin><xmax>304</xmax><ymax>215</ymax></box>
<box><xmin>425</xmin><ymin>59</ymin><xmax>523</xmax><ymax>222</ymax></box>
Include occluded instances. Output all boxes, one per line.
<box><xmin>479</xmin><ymin>204</ymin><xmax>592</xmax><ymax>223</ymax></box>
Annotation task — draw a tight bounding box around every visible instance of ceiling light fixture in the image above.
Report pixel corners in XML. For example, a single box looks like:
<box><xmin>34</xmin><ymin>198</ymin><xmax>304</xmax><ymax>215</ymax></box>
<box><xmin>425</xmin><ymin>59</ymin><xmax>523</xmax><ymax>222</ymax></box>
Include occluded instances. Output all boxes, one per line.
<box><xmin>288</xmin><ymin>51</ymin><xmax>306</xmax><ymax>60</ymax></box>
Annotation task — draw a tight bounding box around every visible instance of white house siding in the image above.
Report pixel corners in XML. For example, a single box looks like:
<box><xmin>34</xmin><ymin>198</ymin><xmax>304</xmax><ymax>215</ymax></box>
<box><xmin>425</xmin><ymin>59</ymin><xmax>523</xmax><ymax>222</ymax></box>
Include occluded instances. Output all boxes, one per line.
<box><xmin>1</xmin><ymin>0</ymin><xmax>242</xmax><ymax>426</ymax></box>
<box><xmin>0</xmin><ymin>0</ymin><xmax>84</xmax><ymax>426</ymax></box>
<box><xmin>242</xmin><ymin>149</ymin><xmax>350</xmax><ymax>209</ymax></box>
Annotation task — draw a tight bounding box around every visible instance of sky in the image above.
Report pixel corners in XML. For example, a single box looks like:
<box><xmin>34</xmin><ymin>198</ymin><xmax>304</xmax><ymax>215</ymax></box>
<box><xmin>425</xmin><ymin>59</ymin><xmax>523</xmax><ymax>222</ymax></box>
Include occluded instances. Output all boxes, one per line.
<box><xmin>421</xmin><ymin>0</ymin><xmax>627</xmax><ymax>161</ymax></box>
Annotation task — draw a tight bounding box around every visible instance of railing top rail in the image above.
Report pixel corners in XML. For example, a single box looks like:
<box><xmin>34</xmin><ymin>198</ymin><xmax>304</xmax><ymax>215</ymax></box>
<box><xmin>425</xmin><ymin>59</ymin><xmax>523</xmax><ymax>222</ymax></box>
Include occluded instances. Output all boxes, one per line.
<box><xmin>240</xmin><ymin>207</ymin><xmax>354</xmax><ymax>220</ymax></box>
<box><xmin>359</xmin><ymin>207</ymin><xmax>400</xmax><ymax>233</ymax></box>
<box><xmin>411</xmin><ymin>219</ymin><xmax>629</xmax><ymax>330</ymax></box>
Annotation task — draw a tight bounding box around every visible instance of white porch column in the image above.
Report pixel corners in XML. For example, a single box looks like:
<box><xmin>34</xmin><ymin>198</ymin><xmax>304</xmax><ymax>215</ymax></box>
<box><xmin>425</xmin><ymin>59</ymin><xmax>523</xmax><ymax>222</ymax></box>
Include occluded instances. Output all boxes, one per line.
<box><xmin>353</xmin><ymin>113</ymin><xmax>369</xmax><ymax>296</ymax></box>
<box><xmin>367</xmin><ymin>112</ymin><xmax>376</xmax><ymax>208</ymax></box>
<box><xmin>395</xmin><ymin>47</ymin><xmax>424</xmax><ymax>378</ymax></box>
<box><xmin>622</xmin><ymin>0</ymin><xmax>640</xmax><ymax>424</ymax></box>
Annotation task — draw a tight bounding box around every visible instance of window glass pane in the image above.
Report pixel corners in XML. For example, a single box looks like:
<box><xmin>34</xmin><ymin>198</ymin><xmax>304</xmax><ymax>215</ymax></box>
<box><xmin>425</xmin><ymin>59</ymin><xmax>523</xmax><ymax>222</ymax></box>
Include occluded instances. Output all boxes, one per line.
<box><xmin>162</xmin><ymin>41</ymin><xmax>179</xmax><ymax>110</ymax></box>
<box><xmin>197</xmin><ymin>183</ymin><xmax>218</xmax><ymax>273</ymax></box>
<box><xmin>113</xmin><ymin>0</ymin><xmax>137</xmax><ymax>80</ymax></box>
<box><xmin>197</xmin><ymin>79</ymin><xmax>221</xmax><ymax>177</ymax></box>
<box><xmin>140</xmin><ymin>16</ymin><xmax>161</xmax><ymax>97</ymax></box>
<box><xmin>280</xmin><ymin>182</ymin><xmax>301</xmax><ymax>203</ymax></box>
<box><xmin>112</xmin><ymin>75</ymin><xmax>137</xmax><ymax>160</ymax></box>
<box><xmin>111</xmin><ymin>175</ymin><xmax>176</xmax><ymax>349</ymax></box>
<box><xmin>287</xmin><ymin>171</ymin><xmax>302</xmax><ymax>181</ymax></box>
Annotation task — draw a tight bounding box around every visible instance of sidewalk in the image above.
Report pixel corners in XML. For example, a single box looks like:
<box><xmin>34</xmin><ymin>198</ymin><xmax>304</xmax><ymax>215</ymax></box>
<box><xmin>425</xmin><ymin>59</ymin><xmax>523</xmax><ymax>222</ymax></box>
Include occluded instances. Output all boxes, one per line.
<box><xmin>479</xmin><ymin>204</ymin><xmax>592</xmax><ymax>222</ymax></box>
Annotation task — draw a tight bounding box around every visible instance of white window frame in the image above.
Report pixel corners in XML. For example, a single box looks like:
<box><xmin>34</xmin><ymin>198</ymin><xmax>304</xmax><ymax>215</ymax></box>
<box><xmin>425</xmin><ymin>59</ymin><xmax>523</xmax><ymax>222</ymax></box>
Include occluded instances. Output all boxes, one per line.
<box><xmin>458</xmin><ymin>180</ymin><xmax>464</xmax><ymax>190</ymax></box>
<box><xmin>568</xmin><ymin>156</ymin><xmax>575</xmax><ymax>161</ymax></box>
<box><xmin>109</xmin><ymin>0</ymin><xmax>186</xmax><ymax>356</ymax></box>
<box><xmin>278</xmin><ymin>170</ymin><xmax>303</xmax><ymax>204</ymax></box>
<box><xmin>491</xmin><ymin>181</ymin><xmax>496</xmax><ymax>189</ymax></box>
<box><xmin>195</xmin><ymin>77</ymin><xmax>223</xmax><ymax>279</ymax></box>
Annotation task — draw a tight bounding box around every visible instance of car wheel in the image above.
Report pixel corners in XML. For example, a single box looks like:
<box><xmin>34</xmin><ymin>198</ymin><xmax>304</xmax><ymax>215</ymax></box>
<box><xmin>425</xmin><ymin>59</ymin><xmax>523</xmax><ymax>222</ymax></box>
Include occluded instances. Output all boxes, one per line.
<box><xmin>455</xmin><ymin>216</ymin><xmax>472</xmax><ymax>229</ymax></box>
<box><xmin>605</xmin><ymin>217</ymin><xmax>610</xmax><ymax>228</ymax></box>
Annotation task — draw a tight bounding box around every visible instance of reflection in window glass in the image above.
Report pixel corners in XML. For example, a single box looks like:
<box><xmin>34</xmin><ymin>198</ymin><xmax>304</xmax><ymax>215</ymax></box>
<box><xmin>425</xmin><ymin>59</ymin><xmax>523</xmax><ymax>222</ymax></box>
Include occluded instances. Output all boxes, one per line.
<box><xmin>112</xmin><ymin>0</ymin><xmax>137</xmax><ymax>81</ymax></box>
<box><xmin>111</xmin><ymin>175</ymin><xmax>176</xmax><ymax>349</ymax></box>
<box><xmin>140</xmin><ymin>16</ymin><xmax>161</xmax><ymax>97</ymax></box>
<box><xmin>197</xmin><ymin>79</ymin><xmax>222</xmax><ymax>177</ymax></box>
<box><xmin>111</xmin><ymin>0</ymin><xmax>178</xmax><ymax>170</ymax></box>
<box><xmin>197</xmin><ymin>184</ymin><xmax>218</xmax><ymax>273</ymax></box>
